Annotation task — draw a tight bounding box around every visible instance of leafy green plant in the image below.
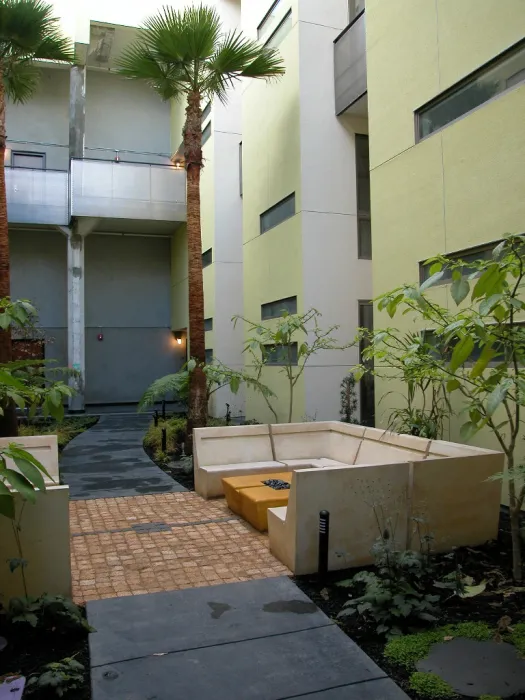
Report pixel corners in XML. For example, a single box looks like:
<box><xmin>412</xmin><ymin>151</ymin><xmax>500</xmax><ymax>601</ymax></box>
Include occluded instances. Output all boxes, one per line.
<box><xmin>354</xmin><ymin>234</ymin><xmax>525</xmax><ymax>580</ymax></box>
<box><xmin>18</xmin><ymin>416</ymin><xmax>97</xmax><ymax>450</ymax></box>
<box><xmin>340</xmin><ymin>375</ymin><xmax>358</xmax><ymax>423</ymax></box>
<box><xmin>7</xmin><ymin>594</ymin><xmax>93</xmax><ymax>632</ymax></box>
<box><xmin>235</xmin><ymin>308</ymin><xmax>351</xmax><ymax>423</ymax></box>
<box><xmin>408</xmin><ymin>672</ymin><xmax>457</xmax><ymax>699</ymax></box>
<box><xmin>509</xmin><ymin>621</ymin><xmax>525</xmax><ymax>655</ymax></box>
<box><xmin>27</xmin><ymin>656</ymin><xmax>84</xmax><ymax>697</ymax></box>
<box><xmin>384</xmin><ymin>622</ymin><xmax>493</xmax><ymax>668</ymax></box>
<box><xmin>478</xmin><ymin>696</ymin><xmax>502</xmax><ymax>700</ymax></box>
<box><xmin>337</xmin><ymin>521</ymin><xmax>439</xmax><ymax>637</ymax></box>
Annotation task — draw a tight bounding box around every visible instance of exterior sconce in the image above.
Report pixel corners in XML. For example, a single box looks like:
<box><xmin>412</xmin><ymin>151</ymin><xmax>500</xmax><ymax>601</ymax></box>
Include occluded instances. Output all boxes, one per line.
<box><xmin>174</xmin><ymin>160</ymin><xmax>183</xmax><ymax>170</ymax></box>
<box><xmin>174</xmin><ymin>331</ymin><xmax>183</xmax><ymax>345</ymax></box>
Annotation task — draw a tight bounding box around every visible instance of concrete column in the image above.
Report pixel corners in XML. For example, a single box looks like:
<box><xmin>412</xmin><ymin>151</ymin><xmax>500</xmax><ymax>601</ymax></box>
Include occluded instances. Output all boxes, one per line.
<box><xmin>59</xmin><ymin>218</ymin><xmax>99</xmax><ymax>412</ymax></box>
<box><xmin>69</xmin><ymin>65</ymin><xmax>86</xmax><ymax>160</ymax></box>
<box><xmin>67</xmin><ymin>225</ymin><xmax>85</xmax><ymax>412</ymax></box>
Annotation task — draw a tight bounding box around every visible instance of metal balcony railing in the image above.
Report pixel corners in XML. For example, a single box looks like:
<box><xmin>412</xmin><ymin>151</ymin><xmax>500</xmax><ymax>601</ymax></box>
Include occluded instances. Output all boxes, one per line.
<box><xmin>334</xmin><ymin>11</ymin><xmax>367</xmax><ymax>115</ymax></box>
<box><xmin>5</xmin><ymin>167</ymin><xmax>69</xmax><ymax>225</ymax></box>
<box><xmin>70</xmin><ymin>158</ymin><xmax>187</xmax><ymax>222</ymax></box>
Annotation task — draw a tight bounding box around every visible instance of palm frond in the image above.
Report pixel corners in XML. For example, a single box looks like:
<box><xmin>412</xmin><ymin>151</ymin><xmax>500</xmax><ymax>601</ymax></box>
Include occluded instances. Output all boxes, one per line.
<box><xmin>0</xmin><ymin>0</ymin><xmax>73</xmax><ymax>59</ymax></box>
<box><xmin>138</xmin><ymin>371</ymin><xmax>189</xmax><ymax>411</ymax></box>
<box><xmin>4</xmin><ymin>58</ymin><xmax>39</xmax><ymax>102</ymax></box>
<box><xmin>118</xmin><ymin>42</ymin><xmax>185</xmax><ymax>100</ymax></box>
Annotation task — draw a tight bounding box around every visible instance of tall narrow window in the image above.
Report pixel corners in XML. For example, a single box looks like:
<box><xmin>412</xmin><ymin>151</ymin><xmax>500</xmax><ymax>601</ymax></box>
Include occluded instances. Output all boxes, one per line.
<box><xmin>260</xmin><ymin>193</ymin><xmax>295</xmax><ymax>234</ymax></box>
<box><xmin>205</xmin><ymin>349</ymin><xmax>213</xmax><ymax>364</ymax></box>
<box><xmin>348</xmin><ymin>0</ymin><xmax>365</xmax><ymax>22</ymax></box>
<box><xmin>266</xmin><ymin>10</ymin><xmax>292</xmax><ymax>49</ymax></box>
<box><xmin>202</xmin><ymin>248</ymin><xmax>212</xmax><ymax>268</ymax></box>
<box><xmin>201</xmin><ymin>102</ymin><xmax>211</xmax><ymax>124</ymax></box>
<box><xmin>416</xmin><ymin>39</ymin><xmax>525</xmax><ymax>140</ymax></box>
<box><xmin>355</xmin><ymin>135</ymin><xmax>371</xmax><ymax>259</ymax></box>
<box><xmin>258</xmin><ymin>0</ymin><xmax>283</xmax><ymax>42</ymax></box>
<box><xmin>204</xmin><ymin>317</ymin><xmax>213</xmax><ymax>332</ymax></box>
<box><xmin>202</xmin><ymin>122</ymin><xmax>212</xmax><ymax>146</ymax></box>
<box><xmin>358</xmin><ymin>300</ymin><xmax>375</xmax><ymax>427</ymax></box>
<box><xmin>239</xmin><ymin>142</ymin><xmax>243</xmax><ymax>197</ymax></box>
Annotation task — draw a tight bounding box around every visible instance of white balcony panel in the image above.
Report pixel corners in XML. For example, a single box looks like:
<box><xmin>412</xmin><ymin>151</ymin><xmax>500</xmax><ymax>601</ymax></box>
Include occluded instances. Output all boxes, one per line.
<box><xmin>70</xmin><ymin>160</ymin><xmax>187</xmax><ymax>222</ymax></box>
<box><xmin>6</xmin><ymin>168</ymin><xmax>69</xmax><ymax>225</ymax></box>
<box><xmin>334</xmin><ymin>13</ymin><xmax>367</xmax><ymax>115</ymax></box>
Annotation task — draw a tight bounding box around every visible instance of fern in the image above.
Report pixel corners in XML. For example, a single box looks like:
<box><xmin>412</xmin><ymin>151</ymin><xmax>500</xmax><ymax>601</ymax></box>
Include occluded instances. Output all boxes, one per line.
<box><xmin>138</xmin><ymin>371</ymin><xmax>189</xmax><ymax>411</ymax></box>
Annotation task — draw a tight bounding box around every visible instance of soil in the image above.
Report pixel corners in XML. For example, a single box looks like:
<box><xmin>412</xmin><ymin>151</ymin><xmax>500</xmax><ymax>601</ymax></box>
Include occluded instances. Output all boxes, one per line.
<box><xmin>144</xmin><ymin>443</ymin><xmax>195</xmax><ymax>490</ymax></box>
<box><xmin>294</xmin><ymin>511</ymin><xmax>525</xmax><ymax>700</ymax></box>
<box><xmin>0</xmin><ymin>612</ymin><xmax>91</xmax><ymax>699</ymax></box>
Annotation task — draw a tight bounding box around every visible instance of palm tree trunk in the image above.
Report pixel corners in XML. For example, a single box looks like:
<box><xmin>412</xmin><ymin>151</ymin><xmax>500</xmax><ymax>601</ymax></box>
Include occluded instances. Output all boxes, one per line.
<box><xmin>0</xmin><ymin>66</ymin><xmax>17</xmax><ymax>437</ymax></box>
<box><xmin>184</xmin><ymin>91</ymin><xmax>207</xmax><ymax>452</ymax></box>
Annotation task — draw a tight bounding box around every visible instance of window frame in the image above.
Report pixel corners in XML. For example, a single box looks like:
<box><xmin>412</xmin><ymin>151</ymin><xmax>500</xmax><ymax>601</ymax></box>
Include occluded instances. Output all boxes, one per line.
<box><xmin>260</xmin><ymin>193</ymin><xmax>296</xmax><ymax>235</ymax></box>
<box><xmin>11</xmin><ymin>151</ymin><xmax>46</xmax><ymax>169</ymax></box>
<box><xmin>201</xmin><ymin>102</ymin><xmax>211</xmax><ymax>124</ymax></box>
<box><xmin>263</xmin><ymin>342</ymin><xmax>298</xmax><ymax>366</ymax></box>
<box><xmin>202</xmin><ymin>248</ymin><xmax>213</xmax><ymax>268</ymax></box>
<box><xmin>265</xmin><ymin>9</ymin><xmax>292</xmax><ymax>49</ymax></box>
<box><xmin>415</xmin><ymin>38</ymin><xmax>525</xmax><ymax>142</ymax></box>
<box><xmin>418</xmin><ymin>239</ymin><xmax>504</xmax><ymax>286</ymax></box>
<box><xmin>355</xmin><ymin>134</ymin><xmax>371</xmax><ymax>260</ymax></box>
<box><xmin>205</xmin><ymin>348</ymin><xmax>213</xmax><ymax>364</ymax></box>
<box><xmin>261</xmin><ymin>295</ymin><xmax>297</xmax><ymax>321</ymax></box>
<box><xmin>204</xmin><ymin>317</ymin><xmax>213</xmax><ymax>332</ymax></box>
<box><xmin>202</xmin><ymin>121</ymin><xmax>212</xmax><ymax>146</ymax></box>
<box><xmin>257</xmin><ymin>0</ymin><xmax>282</xmax><ymax>41</ymax></box>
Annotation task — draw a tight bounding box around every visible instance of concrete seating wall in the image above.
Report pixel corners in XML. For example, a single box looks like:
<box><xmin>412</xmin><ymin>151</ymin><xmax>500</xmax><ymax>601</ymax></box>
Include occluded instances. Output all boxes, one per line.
<box><xmin>0</xmin><ymin>434</ymin><xmax>72</xmax><ymax>598</ymax></box>
<box><xmin>194</xmin><ymin>422</ymin><xmax>504</xmax><ymax>575</ymax></box>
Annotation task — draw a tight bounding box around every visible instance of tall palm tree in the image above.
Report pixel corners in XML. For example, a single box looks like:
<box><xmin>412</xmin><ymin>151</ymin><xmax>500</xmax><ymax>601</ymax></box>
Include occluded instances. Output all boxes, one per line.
<box><xmin>0</xmin><ymin>0</ymin><xmax>74</xmax><ymax>435</ymax></box>
<box><xmin>118</xmin><ymin>4</ymin><xmax>285</xmax><ymax>441</ymax></box>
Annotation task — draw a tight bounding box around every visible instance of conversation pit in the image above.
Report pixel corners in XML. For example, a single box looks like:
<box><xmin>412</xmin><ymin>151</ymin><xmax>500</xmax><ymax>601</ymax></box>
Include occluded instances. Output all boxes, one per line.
<box><xmin>193</xmin><ymin>422</ymin><xmax>504</xmax><ymax>575</ymax></box>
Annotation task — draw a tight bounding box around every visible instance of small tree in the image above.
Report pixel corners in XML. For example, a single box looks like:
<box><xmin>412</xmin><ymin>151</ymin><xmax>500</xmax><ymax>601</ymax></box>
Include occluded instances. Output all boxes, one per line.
<box><xmin>235</xmin><ymin>308</ymin><xmax>351</xmax><ymax>423</ymax></box>
<box><xmin>355</xmin><ymin>234</ymin><xmax>525</xmax><ymax>579</ymax></box>
<box><xmin>340</xmin><ymin>375</ymin><xmax>358</xmax><ymax>424</ymax></box>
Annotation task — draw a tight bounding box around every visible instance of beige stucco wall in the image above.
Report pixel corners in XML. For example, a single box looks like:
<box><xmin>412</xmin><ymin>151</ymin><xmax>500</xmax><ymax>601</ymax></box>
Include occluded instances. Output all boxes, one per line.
<box><xmin>366</xmin><ymin>0</ymin><xmax>525</xmax><ymax>490</ymax></box>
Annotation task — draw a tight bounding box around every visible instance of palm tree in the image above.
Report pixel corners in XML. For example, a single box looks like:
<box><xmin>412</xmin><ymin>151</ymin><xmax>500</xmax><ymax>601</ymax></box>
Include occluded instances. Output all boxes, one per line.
<box><xmin>118</xmin><ymin>4</ymin><xmax>284</xmax><ymax>442</ymax></box>
<box><xmin>0</xmin><ymin>0</ymin><xmax>74</xmax><ymax>435</ymax></box>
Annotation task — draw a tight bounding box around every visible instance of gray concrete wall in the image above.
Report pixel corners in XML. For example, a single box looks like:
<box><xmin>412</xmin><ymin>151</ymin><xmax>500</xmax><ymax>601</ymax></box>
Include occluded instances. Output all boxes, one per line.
<box><xmin>9</xmin><ymin>229</ymin><xmax>68</xmax><ymax>368</ymax></box>
<box><xmin>84</xmin><ymin>234</ymin><xmax>182</xmax><ymax>404</ymax></box>
<box><xmin>85</xmin><ymin>72</ymin><xmax>171</xmax><ymax>163</ymax></box>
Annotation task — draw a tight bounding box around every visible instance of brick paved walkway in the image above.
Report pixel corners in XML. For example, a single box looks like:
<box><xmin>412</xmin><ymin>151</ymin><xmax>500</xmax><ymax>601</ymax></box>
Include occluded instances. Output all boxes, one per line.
<box><xmin>70</xmin><ymin>492</ymin><xmax>290</xmax><ymax>602</ymax></box>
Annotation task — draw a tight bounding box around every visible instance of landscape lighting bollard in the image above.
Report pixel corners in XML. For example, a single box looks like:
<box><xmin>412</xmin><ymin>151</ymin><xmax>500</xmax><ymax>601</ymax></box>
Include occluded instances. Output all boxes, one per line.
<box><xmin>161</xmin><ymin>427</ymin><xmax>167</xmax><ymax>452</ymax></box>
<box><xmin>318</xmin><ymin>510</ymin><xmax>330</xmax><ymax>581</ymax></box>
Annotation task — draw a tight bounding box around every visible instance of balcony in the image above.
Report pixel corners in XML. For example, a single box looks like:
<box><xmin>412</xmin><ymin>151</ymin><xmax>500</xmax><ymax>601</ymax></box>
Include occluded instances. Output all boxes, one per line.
<box><xmin>334</xmin><ymin>12</ymin><xmax>367</xmax><ymax>116</ymax></box>
<box><xmin>5</xmin><ymin>167</ymin><xmax>69</xmax><ymax>226</ymax></box>
<box><xmin>70</xmin><ymin>157</ymin><xmax>187</xmax><ymax>223</ymax></box>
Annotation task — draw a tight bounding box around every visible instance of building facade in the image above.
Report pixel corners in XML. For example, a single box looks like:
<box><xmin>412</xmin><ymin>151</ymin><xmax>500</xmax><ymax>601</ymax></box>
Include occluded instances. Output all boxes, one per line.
<box><xmin>366</xmin><ymin>0</ymin><xmax>525</xmax><ymax>454</ymax></box>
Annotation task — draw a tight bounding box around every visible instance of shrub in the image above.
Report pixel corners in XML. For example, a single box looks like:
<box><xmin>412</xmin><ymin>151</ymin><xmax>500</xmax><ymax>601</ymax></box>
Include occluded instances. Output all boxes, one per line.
<box><xmin>408</xmin><ymin>672</ymin><xmax>457</xmax><ymax>699</ymax></box>
<box><xmin>340</xmin><ymin>375</ymin><xmax>358</xmax><ymax>423</ymax></box>
<box><xmin>27</xmin><ymin>657</ymin><xmax>84</xmax><ymax>697</ymax></box>
<box><xmin>509</xmin><ymin>622</ymin><xmax>525</xmax><ymax>655</ymax></box>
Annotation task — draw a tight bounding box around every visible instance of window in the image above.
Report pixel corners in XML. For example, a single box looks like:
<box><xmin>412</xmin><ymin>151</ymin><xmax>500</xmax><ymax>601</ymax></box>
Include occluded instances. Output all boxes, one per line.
<box><xmin>204</xmin><ymin>317</ymin><xmax>213</xmax><ymax>332</ymax></box>
<box><xmin>258</xmin><ymin>0</ymin><xmax>284</xmax><ymax>42</ymax></box>
<box><xmin>239</xmin><ymin>142</ymin><xmax>243</xmax><ymax>197</ymax></box>
<box><xmin>11</xmin><ymin>151</ymin><xmax>45</xmax><ymax>169</ymax></box>
<box><xmin>261</xmin><ymin>296</ymin><xmax>297</xmax><ymax>320</ymax></box>
<box><xmin>419</xmin><ymin>241</ymin><xmax>499</xmax><ymax>285</ymax></box>
<box><xmin>260</xmin><ymin>193</ymin><xmax>295</xmax><ymax>234</ymax></box>
<box><xmin>266</xmin><ymin>10</ymin><xmax>292</xmax><ymax>49</ymax></box>
<box><xmin>202</xmin><ymin>122</ymin><xmax>212</xmax><ymax>146</ymax></box>
<box><xmin>356</xmin><ymin>135</ymin><xmax>371</xmax><ymax>259</ymax></box>
<box><xmin>348</xmin><ymin>0</ymin><xmax>365</xmax><ymax>22</ymax></box>
<box><xmin>201</xmin><ymin>102</ymin><xmax>211</xmax><ymax>124</ymax></box>
<box><xmin>205</xmin><ymin>349</ymin><xmax>213</xmax><ymax>364</ymax></box>
<box><xmin>264</xmin><ymin>343</ymin><xmax>298</xmax><ymax>366</ymax></box>
<box><xmin>422</xmin><ymin>329</ymin><xmax>510</xmax><ymax>365</ymax></box>
<box><xmin>202</xmin><ymin>248</ymin><xmax>212</xmax><ymax>268</ymax></box>
<box><xmin>358</xmin><ymin>300</ymin><xmax>375</xmax><ymax>427</ymax></box>
<box><xmin>416</xmin><ymin>39</ymin><xmax>525</xmax><ymax>140</ymax></box>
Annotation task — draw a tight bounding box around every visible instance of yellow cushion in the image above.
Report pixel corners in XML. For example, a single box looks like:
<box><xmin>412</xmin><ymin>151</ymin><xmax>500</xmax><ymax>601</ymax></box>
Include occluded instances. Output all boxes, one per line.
<box><xmin>222</xmin><ymin>473</ymin><xmax>291</xmax><ymax>515</ymax></box>
<box><xmin>240</xmin><ymin>484</ymin><xmax>291</xmax><ymax>532</ymax></box>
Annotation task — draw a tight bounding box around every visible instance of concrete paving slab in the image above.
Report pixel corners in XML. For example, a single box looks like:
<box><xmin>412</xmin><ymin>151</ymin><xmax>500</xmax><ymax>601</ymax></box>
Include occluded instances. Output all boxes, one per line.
<box><xmin>297</xmin><ymin>678</ymin><xmax>409</xmax><ymax>698</ymax></box>
<box><xmin>91</xmin><ymin>625</ymin><xmax>386</xmax><ymax>700</ymax></box>
<box><xmin>60</xmin><ymin>414</ymin><xmax>186</xmax><ymax>499</ymax></box>
<box><xmin>418</xmin><ymin>637</ymin><xmax>525</xmax><ymax>698</ymax></box>
<box><xmin>88</xmin><ymin>576</ymin><xmax>331</xmax><ymax>666</ymax></box>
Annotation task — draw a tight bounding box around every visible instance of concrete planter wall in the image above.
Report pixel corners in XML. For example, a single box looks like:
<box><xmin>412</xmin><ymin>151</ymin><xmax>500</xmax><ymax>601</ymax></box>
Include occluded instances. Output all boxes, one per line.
<box><xmin>0</xmin><ymin>435</ymin><xmax>72</xmax><ymax>599</ymax></box>
<box><xmin>194</xmin><ymin>422</ymin><xmax>504</xmax><ymax>575</ymax></box>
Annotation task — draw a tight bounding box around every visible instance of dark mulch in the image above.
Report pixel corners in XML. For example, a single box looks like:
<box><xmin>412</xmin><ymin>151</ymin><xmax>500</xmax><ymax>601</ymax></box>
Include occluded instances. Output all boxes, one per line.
<box><xmin>294</xmin><ymin>510</ymin><xmax>525</xmax><ymax>700</ymax></box>
<box><xmin>144</xmin><ymin>443</ymin><xmax>195</xmax><ymax>490</ymax></box>
<box><xmin>0</xmin><ymin>613</ymin><xmax>91</xmax><ymax>699</ymax></box>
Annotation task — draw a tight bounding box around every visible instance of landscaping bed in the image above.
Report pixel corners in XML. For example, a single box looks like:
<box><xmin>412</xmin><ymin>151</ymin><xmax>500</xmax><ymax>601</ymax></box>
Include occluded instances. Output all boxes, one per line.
<box><xmin>0</xmin><ymin>599</ymin><xmax>91</xmax><ymax>698</ymax></box>
<box><xmin>19</xmin><ymin>416</ymin><xmax>99</xmax><ymax>451</ymax></box>
<box><xmin>294</xmin><ymin>512</ymin><xmax>525</xmax><ymax>700</ymax></box>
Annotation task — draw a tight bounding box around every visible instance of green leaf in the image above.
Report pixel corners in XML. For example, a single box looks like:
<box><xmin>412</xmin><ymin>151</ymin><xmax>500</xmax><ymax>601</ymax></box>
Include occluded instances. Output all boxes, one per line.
<box><xmin>419</xmin><ymin>270</ymin><xmax>444</xmax><ymax>292</ymax></box>
<box><xmin>446</xmin><ymin>379</ymin><xmax>460</xmax><ymax>392</ymax></box>
<box><xmin>472</xmin><ymin>264</ymin><xmax>504</xmax><ymax>300</ymax></box>
<box><xmin>459</xmin><ymin>580</ymin><xmax>486</xmax><ymax>598</ymax></box>
<box><xmin>3</xmin><ymin>469</ymin><xmax>37</xmax><ymax>503</ymax></box>
<box><xmin>229</xmin><ymin>375</ymin><xmax>240</xmax><ymax>394</ymax></box>
<box><xmin>460</xmin><ymin>421</ymin><xmax>479</xmax><ymax>442</ymax></box>
<box><xmin>13</xmin><ymin>457</ymin><xmax>46</xmax><ymax>492</ymax></box>
<box><xmin>470</xmin><ymin>344</ymin><xmax>498</xmax><ymax>378</ymax></box>
<box><xmin>429</xmin><ymin>262</ymin><xmax>442</xmax><ymax>275</ymax></box>
<box><xmin>450</xmin><ymin>277</ymin><xmax>470</xmax><ymax>305</ymax></box>
<box><xmin>479</xmin><ymin>294</ymin><xmax>504</xmax><ymax>316</ymax></box>
<box><xmin>0</xmin><ymin>481</ymin><xmax>15</xmax><ymax>519</ymax></box>
<box><xmin>492</xmin><ymin>240</ymin><xmax>506</xmax><ymax>260</ymax></box>
<box><xmin>486</xmin><ymin>379</ymin><xmax>513</xmax><ymax>416</ymax></box>
<box><xmin>449</xmin><ymin>335</ymin><xmax>474</xmax><ymax>372</ymax></box>
<box><xmin>0</xmin><ymin>370</ymin><xmax>26</xmax><ymax>390</ymax></box>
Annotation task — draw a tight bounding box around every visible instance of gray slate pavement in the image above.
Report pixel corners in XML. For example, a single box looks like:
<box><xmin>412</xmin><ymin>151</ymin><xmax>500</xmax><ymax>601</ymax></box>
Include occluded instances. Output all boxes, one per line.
<box><xmin>60</xmin><ymin>413</ymin><xmax>186</xmax><ymax>500</ymax></box>
<box><xmin>88</xmin><ymin>576</ymin><xmax>409</xmax><ymax>700</ymax></box>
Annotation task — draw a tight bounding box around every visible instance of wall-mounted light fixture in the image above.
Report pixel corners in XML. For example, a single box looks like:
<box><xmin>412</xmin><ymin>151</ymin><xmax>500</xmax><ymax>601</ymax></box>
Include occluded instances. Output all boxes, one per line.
<box><xmin>174</xmin><ymin>159</ymin><xmax>183</xmax><ymax>170</ymax></box>
<box><xmin>174</xmin><ymin>331</ymin><xmax>183</xmax><ymax>345</ymax></box>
